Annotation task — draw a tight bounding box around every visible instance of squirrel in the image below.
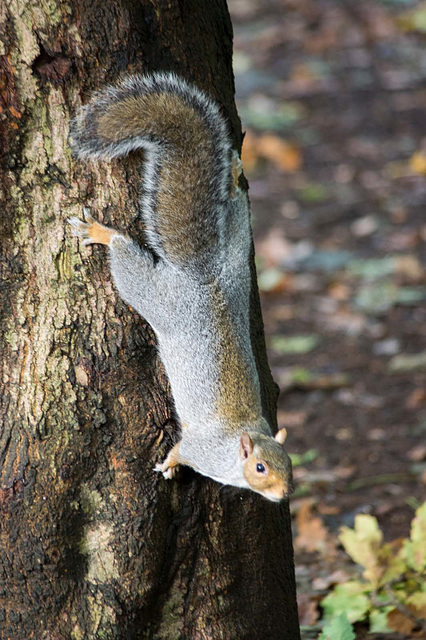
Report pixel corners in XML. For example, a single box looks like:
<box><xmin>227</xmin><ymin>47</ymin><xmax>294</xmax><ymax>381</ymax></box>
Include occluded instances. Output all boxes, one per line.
<box><xmin>68</xmin><ymin>73</ymin><xmax>293</xmax><ymax>502</ymax></box>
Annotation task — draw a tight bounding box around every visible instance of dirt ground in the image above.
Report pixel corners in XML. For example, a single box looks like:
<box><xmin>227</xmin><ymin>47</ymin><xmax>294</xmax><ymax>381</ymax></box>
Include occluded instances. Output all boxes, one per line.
<box><xmin>229</xmin><ymin>0</ymin><xmax>426</xmax><ymax>637</ymax></box>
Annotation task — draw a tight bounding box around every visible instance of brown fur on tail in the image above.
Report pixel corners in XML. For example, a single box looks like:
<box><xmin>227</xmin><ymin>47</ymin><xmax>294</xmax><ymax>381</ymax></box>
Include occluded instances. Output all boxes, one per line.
<box><xmin>69</xmin><ymin>73</ymin><xmax>233</xmax><ymax>276</ymax></box>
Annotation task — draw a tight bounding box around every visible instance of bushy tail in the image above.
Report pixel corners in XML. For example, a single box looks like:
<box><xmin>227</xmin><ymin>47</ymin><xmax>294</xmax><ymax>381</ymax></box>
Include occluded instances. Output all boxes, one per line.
<box><xmin>69</xmin><ymin>73</ymin><xmax>233</xmax><ymax>272</ymax></box>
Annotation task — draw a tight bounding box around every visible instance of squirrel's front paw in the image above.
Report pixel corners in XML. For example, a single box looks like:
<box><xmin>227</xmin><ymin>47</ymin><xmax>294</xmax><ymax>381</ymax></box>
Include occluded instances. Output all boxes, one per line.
<box><xmin>68</xmin><ymin>209</ymin><xmax>119</xmax><ymax>247</ymax></box>
<box><xmin>68</xmin><ymin>208</ymin><xmax>97</xmax><ymax>245</ymax></box>
<box><xmin>154</xmin><ymin>460</ymin><xmax>180</xmax><ymax>480</ymax></box>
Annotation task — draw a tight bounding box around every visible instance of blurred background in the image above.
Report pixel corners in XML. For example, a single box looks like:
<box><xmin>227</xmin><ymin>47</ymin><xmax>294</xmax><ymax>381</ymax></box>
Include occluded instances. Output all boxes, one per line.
<box><xmin>229</xmin><ymin>0</ymin><xmax>426</xmax><ymax>636</ymax></box>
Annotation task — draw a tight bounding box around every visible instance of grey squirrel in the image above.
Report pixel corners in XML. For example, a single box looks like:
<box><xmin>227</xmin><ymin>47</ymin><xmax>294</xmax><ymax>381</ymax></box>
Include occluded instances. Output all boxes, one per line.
<box><xmin>68</xmin><ymin>73</ymin><xmax>293</xmax><ymax>501</ymax></box>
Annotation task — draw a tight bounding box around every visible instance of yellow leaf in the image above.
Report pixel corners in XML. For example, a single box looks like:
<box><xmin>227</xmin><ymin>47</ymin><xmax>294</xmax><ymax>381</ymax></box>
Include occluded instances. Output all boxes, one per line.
<box><xmin>410</xmin><ymin>151</ymin><xmax>426</xmax><ymax>175</ymax></box>
<box><xmin>405</xmin><ymin>502</ymin><xmax>426</xmax><ymax>571</ymax></box>
<box><xmin>407</xmin><ymin>591</ymin><xmax>426</xmax><ymax>610</ymax></box>
<box><xmin>339</xmin><ymin>515</ymin><xmax>383</xmax><ymax>588</ymax></box>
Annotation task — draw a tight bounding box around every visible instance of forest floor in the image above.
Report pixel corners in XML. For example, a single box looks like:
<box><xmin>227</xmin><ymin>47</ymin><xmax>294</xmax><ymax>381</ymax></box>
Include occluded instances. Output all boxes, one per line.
<box><xmin>229</xmin><ymin>0</ymin><xmax>426</xmax><ymax>638</ymax></box>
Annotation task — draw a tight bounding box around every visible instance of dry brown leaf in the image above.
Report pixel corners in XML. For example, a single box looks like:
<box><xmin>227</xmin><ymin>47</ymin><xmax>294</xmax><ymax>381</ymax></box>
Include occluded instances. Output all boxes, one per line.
<box><xmin>333</xmin><ymin>465</ymin><xmax>356</xmax><ymax>479</ymax></box>
<box><xmin>256</xmin><ymin>228</ymin><xmax>293</xmax><ymax>267</ymax></box>
<box><xmin>387</xmin><ymin>605</ymin><xmax>426</xmax><ymax>637</ymax></box>
<box><xmin>327</xmin><ymin>283</ymin><xmax>352</xmax><ymax>301</ymax></box>
<box><xmin>312</xmin><ymin>569</ymin><xmax>351</xmax><ymax>591</ymax></box>
<box><xmin>277</xmin><ymin>410</ymin><xmax>308</xmax><ymax>429</ymax></box>
<box><xmin>257</xmin><ymin>134</ymin><xmax>302</xmax><ymax>172</ymax></box>
<box><xmin>408</xmin><ymin>444</ymin><xmax>426</xmax><ymax>462</ymax></box>
<box><xmin>241</xmin><ymin>130</ymin><xmax>259</xmax><ymax>172</ymax></box>
<box><xmin>406</xmin><ymin>389</ymin><xmax>426</xmax><ymax>410</ymax></box>
<box><xmin>394</xmin><ymin>255</ymin><xmax>424</xmax><ymax>280</ymax></box>
<box><xmin>295</xmin><ymin>500</ymin><xmax>337</xmax><ymax>556</ymax></box>
<box><xmin>297</xmin><ymin>592</ymin><xmax>320</xmax><ymax>626</ymax></box>
<box><xmin>317</xmin><ymin>504</ymin><xmax>340</xmax><ymax>516</ymax></box>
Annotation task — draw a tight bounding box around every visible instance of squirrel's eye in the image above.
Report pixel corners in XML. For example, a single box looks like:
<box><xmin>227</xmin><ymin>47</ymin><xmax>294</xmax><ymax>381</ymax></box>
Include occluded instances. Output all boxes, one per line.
<box><xmin>256</xmin><ymin>463</ymin><xmax>266</xmax><ymax>473</ymax></box>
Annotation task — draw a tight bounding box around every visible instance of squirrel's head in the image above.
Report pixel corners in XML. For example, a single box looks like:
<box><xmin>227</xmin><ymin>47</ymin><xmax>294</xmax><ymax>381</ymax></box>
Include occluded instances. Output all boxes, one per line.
<box><xmin>239</xmin><ymin>429</ymin><xmax>293</xmax><ymax>502</ymax></box>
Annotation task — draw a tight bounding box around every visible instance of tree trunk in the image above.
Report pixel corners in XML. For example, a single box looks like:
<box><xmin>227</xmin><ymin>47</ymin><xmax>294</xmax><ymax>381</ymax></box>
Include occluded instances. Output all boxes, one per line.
<box><xmin>0</xmin><ymin>1</ymin><xmax>300</xmax><ymax>638</ymax></box>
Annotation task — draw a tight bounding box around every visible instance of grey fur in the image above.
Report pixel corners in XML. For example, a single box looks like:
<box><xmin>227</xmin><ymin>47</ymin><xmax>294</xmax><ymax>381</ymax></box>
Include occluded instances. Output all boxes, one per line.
<box><xmin>69</xmin><ymin>73</ymin><xmax>293</xmax><ymax>501</ymax></box>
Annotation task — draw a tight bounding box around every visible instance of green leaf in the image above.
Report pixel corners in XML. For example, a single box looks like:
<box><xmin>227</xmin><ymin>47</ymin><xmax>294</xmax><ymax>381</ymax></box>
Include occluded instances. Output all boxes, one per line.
<box><xmin>339</xmin><ymin>515</ymin><xmax>384</xmax><ymax>587</ymax></box>
<box><xmin>397</xmin><ymin>287</ymin><xmax>426</xmax><ymax>305</ymax></box>
<box><xmin>407</xmin><ymin>590</ymin><xmax>426</xmax><ymax>609</ymax></box>
<box><xmin>404</xmin><ymin>502</ymin><xmax>426</xmax><ymax>571</ymax></box>
<box><xmin>289</xmin><ymin>449</ymin><xmax>319</xmax><ymax>467</ymax></box>
<box><xmin>257</xmin><ymin>267</ymin><xmax>285</xmax><ymax>292</ymax></box>
<box><xmin>354</xmin><ymin>281</ymin><xmax>399</xmax><ymax>315</ymax></box>
<box><xmin>369</xmin><ymin>608</ymin><xmax>393</xmax><ymax>633</ymax></box>
<box><xmin>321</xmin><ymin>582</ymin><xmax>370</xmax><ymax>624</ymax></box>
<box><xmin>240</xmin><ymin>99</ymin><xmax>305</xmax><ymax>131</ymax></box>
<box><xmin>269</xmin><ymin>334</ymin><xmax>319</xmax><ymax>354</ymax></box>
<box><xmin>347</xmin><ymin>257</ymin><xmax>397</xmax><ymax>279</ymax></box>
<box><xmin>298</xmin><ymin>182</ymin><xmax>329</xmax><ymax>204</ymax></box>
<box><xmin>319</xmin><ymin>613</ymin><xmax>356</xmax><ymax>640</ymax></box>
<box><xmin>398</xmin><ymin>5</ymin><xmax>426</xmax><ymax>32</ymax></box>
<box><xmin>389</xmin><ymin>351</ymin><xmax>426</xmax><ymax>373</ymax></box>
<box><xmin>288</xmin><ymin>367</ymin><xmax>313</xmax><ymax>383</ymax></box>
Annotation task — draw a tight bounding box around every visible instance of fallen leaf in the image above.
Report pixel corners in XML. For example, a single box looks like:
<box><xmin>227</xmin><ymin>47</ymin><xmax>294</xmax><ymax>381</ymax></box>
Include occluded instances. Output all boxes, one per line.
<box><xmin>257</xmin><ymin>267</ymin><xmax>289</xmax><ymax>293</ymax></box>
<box><xmin>406</xmin><ymin>389</ymin><xmax>426</xmax><ymax>410</ymax></box>
<box><xmin>270</xmin><ymin>334</ymin><xmax>320</xmax><ymax>355</ymax></box>
<box><xmin>387</xmin><ymin>605</ymin><xmax>426</xmax><ymax>637</ymax></box>
<box><xmin>325</xmin><ymin>310</ymin><xmax>367</xmax><ymax>337</ymax></box>
<box><xmin>327</xmin><ymin>283</ymin><xmax>352</xmax><ymax>301</ymax></box>
<box><xmin>319</xmin><ymin>613</ymin><xmax>356</xmax><ymax>640</ymax></box>
<box><xmin>240</xmin><ymin>95</ymin><xmax>305</xmax><ymax>130</ymax></box>
<box><xmin>298</xmin><ymin>182</ymin><xmax>329</xmax><ymax>204</ymax></box>
<box><xmin>312</xmin><ymin>569</ymin><xmax>351</xmax><ymax>592</ymax></box>
<box><xmin>256</xmin><ymin>228</ymin><xmax>293</xmax><ymax>266</ymax></box>
<box><xmin>351</xmin><ymin>215</ymin><xmax>378</xmax><ymax>237</ymax></box>
<box><xmin>410</xmin><ymin>151</ymin><xmax>426</xmax><ymax>175</ymax></box>
<box><xmin>241</xmin><ymin>129</ymin><xmax>259</xmax><ymax>172</ymax></box>
<box><xmin>369</xmin><ymin>608</ymin><xmax>392</xmax><ymax>634</ymax></box>
<box><xmin>290</xmin><ymin>449</ymin><xmax>319</xmax><ymax>468</ymax></box>
<box><xmin>297</xmin><ymin>592</ymin><xmax>320</xmax><ymax>626</ymax></box>
<box><xmin>389</xmin><ymin>351</ymin><xmax>426</xmax><ymax>372</ymax></box>
<box><xmin>317</xmin><ymin>504</ymin><xmax>341</xmax><ymax>515</ymax></box>
<box><xmin>321</xmin><ymin>583</ymin><xmax>369</xmax><ymax>625</ymax></box>
<box><xmin>408</xmin><ymin>444</ymin><xmax>426</xmax><ymax>461</ymax></box>
<box><xmin>394</xmin><ymin>255</ymin><xmax>423</xmax><ymax>280</ymax></box>
<box><xmin>257</xmin><ymin>133</ymin><xmax>302</xmax><ymax>172</ymax></box>
<box><xmin>295</xmin><ymin>500</ymin><xmax>337</xmax><ymax>556</ymax></box>
<box><xmin>277</xmin><ymin>409</ymin><xmax>308</xmax><ymax>429</ymax></box>
<box><xmin>404</xmin><ymin>502</ymin><xmax>426</xmax><ymax>571</ymax></box>
<box><xmin>373</xmin><ymin>339</ymin><xmax>400</xmax><ymax>356</ymax></box>
<box><xmin>339</xmin><ymin>515</ymin><xmax>405</xmax><ymax>588</ymax></box>
<box><xmin>334</xmin><ymin>465</ymin><xmax>356</xmax><ymax>479</ymax></box>
<box><xmin>278</xmin><ymin>367</ymin><xmax>350</xmax><ymax>391</ymax></box>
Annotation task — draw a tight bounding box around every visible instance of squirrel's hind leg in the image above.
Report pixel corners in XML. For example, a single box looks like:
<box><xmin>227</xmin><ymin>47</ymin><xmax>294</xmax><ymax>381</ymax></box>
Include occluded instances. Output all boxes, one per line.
<box><xmin>68</xmin><ymin>208</ymin><xmax>122</xmax><ymax>246</ymax></box>
<box><xmin>69</xmin><ymin>209</ymin><xmax>158</xmax><ymax>318</ymax></box>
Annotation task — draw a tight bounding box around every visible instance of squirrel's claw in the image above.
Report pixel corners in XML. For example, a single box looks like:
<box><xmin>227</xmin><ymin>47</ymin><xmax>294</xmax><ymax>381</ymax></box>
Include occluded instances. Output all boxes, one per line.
<box><xmin>153</xmin><ymin>461</ymin><xmax>180</xmax><ymax>479</ymax></box>
<box><xmin>82</xmin><ymin>207</ymin><xmax>95</xmax><ymax>223</ymax></box>
<box><xmin>67</xmin><ymin>215</ymin><xmax>96</xmax><ymax>244</ymax></box>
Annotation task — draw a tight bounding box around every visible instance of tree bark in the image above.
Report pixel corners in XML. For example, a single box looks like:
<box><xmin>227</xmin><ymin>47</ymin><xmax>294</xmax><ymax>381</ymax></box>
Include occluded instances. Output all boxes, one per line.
<box><xmin>0</xmin><ymin>1</ymin><xmax>300</xmax><ymax>638</ymax></box>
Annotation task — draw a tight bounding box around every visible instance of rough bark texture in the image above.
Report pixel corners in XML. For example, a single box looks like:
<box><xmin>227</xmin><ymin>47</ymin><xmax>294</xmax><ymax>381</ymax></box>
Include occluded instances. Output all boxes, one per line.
<box><xmin>0</xmin><ymin>1</ymin><xmax>300</xmax><ymax>638</ymax></box>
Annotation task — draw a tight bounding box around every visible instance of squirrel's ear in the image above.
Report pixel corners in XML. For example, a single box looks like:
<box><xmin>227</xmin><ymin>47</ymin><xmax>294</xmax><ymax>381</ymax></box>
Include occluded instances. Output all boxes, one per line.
<box><xmin>275</xmin><ymin>428</ymin><xmax>288</xmax><ymax>446</ymax></box>
<box><xmin>240</xmin><ymin>432</ymin><xmax>254</xmax><ymax>459</ymax></box>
